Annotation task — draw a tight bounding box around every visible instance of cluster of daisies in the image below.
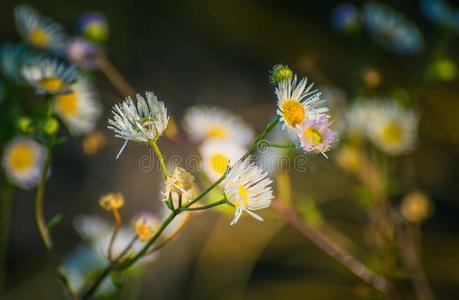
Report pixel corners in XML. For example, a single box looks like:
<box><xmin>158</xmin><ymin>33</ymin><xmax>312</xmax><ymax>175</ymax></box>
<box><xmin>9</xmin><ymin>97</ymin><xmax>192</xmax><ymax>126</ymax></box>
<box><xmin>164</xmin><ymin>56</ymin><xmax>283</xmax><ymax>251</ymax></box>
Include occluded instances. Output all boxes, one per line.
<box><xmin>0</xmin><ymin>5</ymin><xmax>108</xmax><ymax>189</ymax></box>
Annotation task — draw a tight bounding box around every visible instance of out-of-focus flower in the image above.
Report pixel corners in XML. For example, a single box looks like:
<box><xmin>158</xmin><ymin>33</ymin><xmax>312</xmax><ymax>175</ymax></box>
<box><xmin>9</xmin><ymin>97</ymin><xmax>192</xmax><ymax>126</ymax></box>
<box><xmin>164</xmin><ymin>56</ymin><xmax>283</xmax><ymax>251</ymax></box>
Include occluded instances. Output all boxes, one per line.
<box><xmin>362</xmin><ymin>67</ymin><xmax>382</xmax><ymax>88</ymax></box>
<box><xmin>53</xmin><ymin>77</ymin><xmax>101</xmax><ymax>135</ymax></box>
<box><xmin>331</xmin><ymin>4</ymin><xmax>361</xmax><ymax>34</ymax></box>
<box><xmin>334</xmin><ymin>145</ymin><xmax>361</xmax><ymax>173</ymax></box>
<box><xmin>343</xmin><ymin>101</ymin><xmax>374</xmax><ymax>140</ymax></box>
<box><xmin>0</xmin><ymin>43</ymin><xmax>42</xmax><ymax>84</ymax></box>
<box><xmin>199</xmin><ymin>140</ymin><xmax>246</xmax><ymax>182</ymax></box>
<box><xmin>183</xmin><ymin>106</ymin><xmax>254</xmax><ymax>146</ymax></box>
<box><xmin>76</xmin><ymin>12</ymin><xmax>109</xmax><ymax>44</ymax></box>
<box><xmin>43</xmin><ymin>117</ymin><xmax>59</xmax><ymax>135</ymax></box>
<box><xmin>427</xmin><ymin>57</ymin><xmax>457</xmax><ymax>82</ymax></box>
<box><xmin>82</xmin><ymin>131</ymin><xmax>106</xmax><ymax>155</ymax></box>
<box><xmin>270</xmin><ymin>64</ymin><xmax>294</xmax><ymax>84</ymax></box>
<box><xmin>401</xmin><ymin>191</ymin><xmax>432</xmax><ymax>223</ymax></box>
<box><xmin>163</xmin><ymin>167</ymin><xmax>195</xmax><ymax>201</ymax></box>
<box><xmin>99</xmin><ymin>193</ymin><xmax>124</xmax><ymax>211</ymax></box>
<box><xmin>363</xmin><ymin>2</ymin><xmax>424</xmax><ymax>55</ymax></box>
<box><xmin>17</xmin><ymin>117</ymin><xmax>35</xmax><ymax>134</ymax></box>
<box><xmin>224</xmin><ymin>157</ymin><xmax>273</xmax><ymax>225</ymax></box>
<box><xmin>367</xmin><ymin>101</ymin><xmax>419</xmax><ymax>155</ymax></box>
<box><xmin>2</xmin><ymin>136</ymin><xmax>47</xmax><ymax>189</ymax></box>
<box><xmin>108</xmin><ymin>91</ymin><xmax>169</xmax><ymax>159</ymax></box>
<box><xmin>132</xmin><ymin>212</ymin><xmax>160</xmax><ymax>242</ymax></box>
<box><xmin>275</xmin><ymin>75</ymin><xmax>327</xmax><ymax>132</ymax></box>
<box><xmin>421</xmin><ymin>0</ymin><xmax>459</xmax><ymax>33</ymax></box>
<box><xmin>15</xmin><ymin>5</ymin><xmax>66</xmax><ymax>53</ymax></box>
<box><xmin>21</xmin><ymin>58</ymin><xmax>78</xmax><ymax>95</ymax></box>
<box><xmin>295</xmin><ymin>115</ymin><xmax>336</xmax><ymax>156</ymax></box>
<box><xmin>66</xmin><ymin>38</ymin><xmax>100</xmax><ymax>70</ymax></box>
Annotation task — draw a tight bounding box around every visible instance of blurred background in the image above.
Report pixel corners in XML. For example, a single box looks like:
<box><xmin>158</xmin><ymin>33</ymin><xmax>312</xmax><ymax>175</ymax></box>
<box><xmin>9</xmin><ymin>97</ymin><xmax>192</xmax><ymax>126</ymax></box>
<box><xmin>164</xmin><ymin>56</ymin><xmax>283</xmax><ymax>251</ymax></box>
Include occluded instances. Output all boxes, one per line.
<box><xmin>1</xmin><ymin>0</ymin><xmax>459</xmax><ymax>299</ymax></box>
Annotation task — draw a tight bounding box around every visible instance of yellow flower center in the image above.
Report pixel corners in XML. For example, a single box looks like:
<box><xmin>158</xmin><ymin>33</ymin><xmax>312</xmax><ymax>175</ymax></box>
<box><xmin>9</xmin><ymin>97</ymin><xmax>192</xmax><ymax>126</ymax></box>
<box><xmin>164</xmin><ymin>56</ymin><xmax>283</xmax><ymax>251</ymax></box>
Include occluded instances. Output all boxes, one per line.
<box><xmin>303</xmin><ymin>127</ymin><xmax>322</xmax><ymax>145</ymax></box>
<box><xmin>56</xmin><ymin>92</ymin><xmax>78</xmax><ymax>116</ymax></box>
<box><xmin>381</xmin><ymin>122</ymin><xmax>402</xmax><ymax>144</ymax></box>
<box><xmin>281</xmin><ymin>99</ymin><xmax>305</xmax><ymax>127</ymax></box>
<box><xmin>38</xmin><ymin>77</ymin><xmax>65</xmax><ymax>93</ymax></box>
<box><xmin>134</xmin><ymin>220</ymin><xmax>154</xmax><ymax>242</ymax></box>
<box><xmin>8</xmin><ymin>144</ymin><xmax>34</xmax><ymax>172</ymax></box>
<box><xmin>234</xmin><ymin>183</ymin><xmax>249</xmax><ymax>207</ymax></box>
<box><xmin>206</xmin><ymin>126</ymin><xmax>229</xmax><ymax>139</ymax></box>
<box><xmin>99</xmin><ymin>193</ymin><xmax>125</xmax><ymax>211</ymax></box>
<box><xmin>209</xmin><ymin>153</ymin><xmax>228</xmax><ymax>175</ymax></box>
<box><xmin>30</xmin><ymin>29</ymin><xmax>49</xmax><ymax>47</ymax></box>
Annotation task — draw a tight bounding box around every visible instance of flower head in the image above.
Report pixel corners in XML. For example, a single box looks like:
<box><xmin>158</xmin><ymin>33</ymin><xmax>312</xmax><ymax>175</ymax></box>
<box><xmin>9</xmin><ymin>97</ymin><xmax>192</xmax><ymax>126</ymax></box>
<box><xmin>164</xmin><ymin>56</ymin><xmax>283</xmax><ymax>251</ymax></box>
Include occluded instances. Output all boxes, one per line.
<box><xmin>295</xmin><ymin>115</ymin><xmax>336</xmax><ymax>156</ymax></box>
<box><xmin>82</xmin><ymin>131</ymin><xmax>106</xmax><ymax>155</ymax></box>
<box><xmin>66</xmin><ymin>38</ymin><xmax>100</xmax><ymax>70</ymax></box>
<box><xmin>107</xmin><ymin>91</ymin><xmax>169</xmax><ymax>159</ymax></box>
<box><xmin>163</xmin><ymin>167</ymin><xmax>195</xmax><ymax>201</ymax></box>
<box><xmin>270</xmin><ymin>64</ymin><xmax>293</xmax><ymax>84</ymax></box>
<box><xmin>275</xmin><ymin>75</ymin><xmax>327</xmax><ymax>131</ymax></box>
<box><xmin>76</xmin><ymin>12</ymin><xmax>109</xmax><ymax>43</ymax></box>
<box><xmin>15</xmin><ymin>5</ymin><xmax>67</xmax><ymax>53</ymax></box>
<box><xmin>363</xmin><ymin>2</ymin><xmax>424</xmax><ymax>55</ymax></box>
<box><xmin>99</xmin><ymin>193</ymin><xmax>124</xmax><ymax>211</ymax></box>
<box><xmin>183</xmin><ymin>106</ymin><xmax>254</xmax><ymax>145</ymax></box>
<box><xmin>200</xmin><ymin>140</ymin><xmax>246</xmax><ymax>182</ymax></box>
<box><xmin>367</xmin><ymin>101</ymin><xmax>419</xmax><ymax>155</ymax></box>
<box><xmin>401</xmin><ymin>191</ymin><xmax>432</xmax><ymax>223</ymax></box>
<box><xmin>54</xmin><ymin>76</ymin><xmax>102</xmax><ymax>135</ymax></box>
<box><xmin>132</xmin><ymin>212</ymin><xmax>160</xmax><ymax>242</ymax></box>
<box><xmin>22</xmin><ymin>58</ymin><xmax>78</xmax><ymax>95</ymax></box>
<box><xmin>2</xmin><ymin>136</ymin><xmax>47</xmax><ymax>189</ymax></box>
<box><xmin>224</xmin><ymin>157</ymin><xmax>273</xmax><ymax>225</ymax></box>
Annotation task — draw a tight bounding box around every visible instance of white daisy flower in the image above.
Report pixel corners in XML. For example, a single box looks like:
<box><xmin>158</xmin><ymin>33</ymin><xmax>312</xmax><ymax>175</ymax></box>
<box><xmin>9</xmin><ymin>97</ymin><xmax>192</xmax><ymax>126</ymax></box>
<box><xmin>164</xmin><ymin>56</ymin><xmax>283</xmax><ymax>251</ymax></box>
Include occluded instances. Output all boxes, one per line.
<box><xmin>21</xmin><ymin>58</ymin><xmax>78</xmax><ymax>95</ymax></box>
<box><xmin>183</xmin><ymin>106</ymin><xmax>254</xmax><ymax>145</ymax></box>
<box><xmin>53</xmin><ymin>76</ymin><xmax>101</xmax><ymax>135</ymax></box>
<box><xmin>163</xmin><ymin>167</ymin><xmax>195</xmax><ymax>201</ymax></box>
<box><xmin>275</xmin><ymin>75</ymin><xmax>328</xmax><ymax>131</ymax></box>
<box><xmin>15</xmin><ymin>5</ymin><xmax>67</xmax><ymax>53</ymax></box>
<box><xmin>367</xmin><ymin>100</ymin><xmax>419</xmax><ymax>155</ymax></box>
<box><xmin>224</xmin><ymin>157</ymin><xmax>274</xmax><ymax>225</ymax></box>
<box><xmin>199</xmin><ymin>140</ymin><xmax>246</xmax><ymax>182</ymax></box>
<box><xmin>2</xmin><ymin>136</ymin><xmax>47</xmax><ymax>189</ymax></box>
<box><xmin>107</xmin><ymin>91</ymin><xmax>169</xmax><ymax>159</ymax></box>
<box><xmin>344</xmin><ymin>100</ymin><xmax>376</xmax><ymax>138</ymax></box>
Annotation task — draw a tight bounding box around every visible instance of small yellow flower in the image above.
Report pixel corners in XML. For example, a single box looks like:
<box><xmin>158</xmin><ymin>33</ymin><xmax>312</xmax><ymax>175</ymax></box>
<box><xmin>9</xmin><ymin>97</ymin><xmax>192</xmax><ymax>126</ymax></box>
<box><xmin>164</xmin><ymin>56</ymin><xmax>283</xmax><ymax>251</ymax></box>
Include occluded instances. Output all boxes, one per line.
<box><xmin>132</xmin><ymin>213</ymin><xmax>158</xmax><ymax>242</ymax></box>
<box><xmin>401</xmin><ymin>191</ymin><xmax>431</xmax><ymax>223</ymax></box>
<box><xmin>99</xmin><ymin>193</ymin><xmax>124</xmax><ymax>211</ymax></box>
<box><xmin>82</xmin><ymin>131</ymin><xmax>106</xmax><ymax>155</ymax></box>
<box><xmin>335</xmin><ymin>145</ymin><xmax>361</xmax><ymax>173</ymax></box>
<box><xmin>43</xmin><ymin>118</ymin><xmax>59</xmax><ymax>135</ymax></box>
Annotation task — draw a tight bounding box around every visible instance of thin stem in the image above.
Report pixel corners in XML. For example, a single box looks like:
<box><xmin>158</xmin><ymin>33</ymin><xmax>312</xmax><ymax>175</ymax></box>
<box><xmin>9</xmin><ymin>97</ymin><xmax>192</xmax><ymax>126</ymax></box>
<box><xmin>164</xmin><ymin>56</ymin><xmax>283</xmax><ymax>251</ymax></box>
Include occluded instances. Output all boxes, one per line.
<box><xmin>180</xmin><ymin>199</ymin><xmax>227</xmax><ymax>211</ymax></box>
<box><xmin>272</xmin><ymin>200</ymin><xmax>397</xmax><ymax>298</ymax></box>
<box><xmin>35</xmin><ymin>150</ymin><xmax>53</xmax><ymax>250</ymax></box>
<box><xmin>150</xmin><ymin>141</ymin><xmax>169</xmax><ymax>178</ymax></box>
<box><xmin>107</xmin><ymin>209</ymin><xmax>122</xmax><ymax>261</ymax></box>
<box><xmin>95</xmin><ymin>53</ymin><xmax>136</xmax><ymax>97</ymax></box>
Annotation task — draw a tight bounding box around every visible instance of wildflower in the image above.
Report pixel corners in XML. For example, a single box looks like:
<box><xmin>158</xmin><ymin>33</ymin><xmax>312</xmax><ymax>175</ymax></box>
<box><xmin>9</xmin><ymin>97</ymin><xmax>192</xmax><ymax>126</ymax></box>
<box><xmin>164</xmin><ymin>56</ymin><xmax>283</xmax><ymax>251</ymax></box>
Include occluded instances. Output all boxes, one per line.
<box><xmin>331</xmin><ymin>4</ymin><xmax>361</xmax><ymax>34</ymax></box>
<box><xmin>363</xmin><ymin>2</ymin><xmax>424</xmax><ymax>55</ymax></box>
<box><xmin>132</xmin><ymin>213</ymin><xmax>159</xmax><ymax>242</ymax></box>
<box><xmin>2</xmin><ymin>136</ymin><xmax>47</xmax><ymax>189</ymax></box>
<box><xmin>99</xmin><ymin>193</ymin><xmax>124</xmax><ymax>211</ymax></box>
<box><xmin>183</xmin><ymin>106</ymin><xmax>254</xmax><ymax>145</ymax></box>
<box><xmin>15</xmin><ymin>5</ymin><xmax>66</xmax><ymax>53</ymax></box>
<box><xmin>76</xmin><ymin>12</ymin><xmax>109</xmax><ymax>43</ymax></box>
<box><xmin>421</xmin><ymin>0</ymin><xmax>459</xmax><ymax>34</ymax></box>
<box><xmin>295</xmin><ymin>115</ymin><xmax>336</xmax><ymax>156</ymax></box>
<box><xmin>82</xmin><ymin>131</ymin><xmax>106</xmax><ymax>155</ymax></box>
<box><xmin>367</xmin><ymin>101</ymin><xmax>418</xmax><ymax>155</ymax></box>
<box><xmin>17</xmin><ymin>117</ymin><xmax>35</xmax><ymax>134</ymax></box>
<box><xmin>362</xmin><ymin>67</ymin><xmax>382</xmax><ymax>88</ymax></box>
<box><xmin>0</xmin><ymin>43</ymin><xmax>42</xmax><ymax>84</ymax></box>
<box><xmin>275</xmin><ymin>75</ymin><xmax>327</xmax><ymax>131</ymax></box>
<box><xmin>107</xmin><ymin>91</ymin><xmax>169</xmax><ymax>159</ymax></box>
<box><xmin>223</xmin><ymin>157</ymin><xmax>273</xmax><ymax>225</ymax></box>
<box><xmin>21</xmin><ymin>58</ymin><xmax>78</xmax><ymax>95</ymax></box>
<box><xmin>200</xmin><ymin>140</ymin><xmax>246</xmax><ymax>182</ymax></box>
<box><xmin>43</xmin><ymin>117</ymin><xmax>59</xmax><ymax>135</ymax></box>
<box><xmin>270</xmin><ymin>64</ymin><xmax>293</xmax><ymax>84</ymax></box>
<box><xmin>334</xmin><ymin>145</ymin><xmax>361</xmax><ymax>173</ymax></box>
<box><xmin>54</xmin><ymin>76</ymin><xmax>102</xmax><ymax>135</ymax></box>
<box><xmin>401</xmin><ymin>191</ymin><xmax>431</xmax><ymax>223</ymax></box>
<box><xmin>344</xmin><ymin>101</ymin><xmax>375</xmax><ymax>140</ymax></box>
<box><xmin>163</xmin><ymin>167</ymin><xmax>195</xmax><ymax>201</ymax></box>
<box><xmin>66</xmin><ymin>38</ymin><xmax>100</xmax><ymax>70</ymax></box>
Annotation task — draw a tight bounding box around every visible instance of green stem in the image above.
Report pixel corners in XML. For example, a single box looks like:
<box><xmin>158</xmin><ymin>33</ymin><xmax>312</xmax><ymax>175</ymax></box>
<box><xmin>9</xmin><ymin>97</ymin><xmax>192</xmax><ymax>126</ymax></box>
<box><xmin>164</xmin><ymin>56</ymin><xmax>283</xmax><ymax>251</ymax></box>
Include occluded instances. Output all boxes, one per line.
<box><xmin>180</xmin><ymin>199</ymin><xmax>227</xmax><ymax>211</ymax></box>
<box><xmin>35</xmin><ymin>150</ymin><xmax>52</xmax><ymax>250</ymax></box>
<box><xmin>150</xmin><ymin>140</ymin><xmax>169</xmax><ymax>178</ymax></box>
